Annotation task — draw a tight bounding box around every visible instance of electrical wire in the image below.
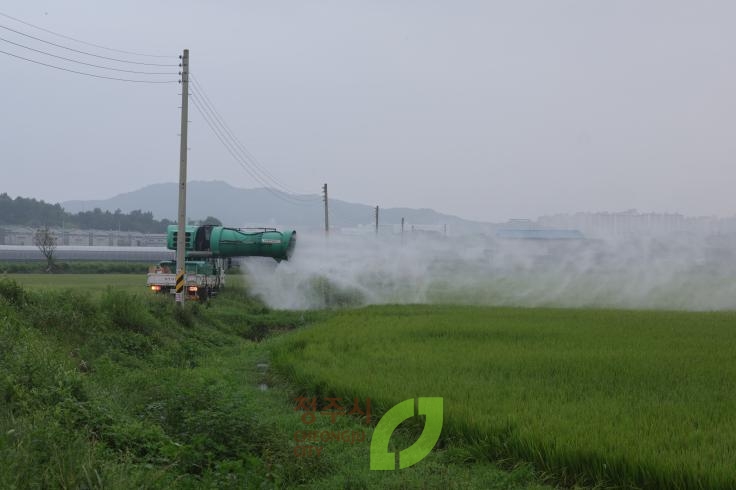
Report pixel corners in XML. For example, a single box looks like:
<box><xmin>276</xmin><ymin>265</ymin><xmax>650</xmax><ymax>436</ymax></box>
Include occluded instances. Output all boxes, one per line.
<box><xmin>190</xmin><ymin>95</ymin><xmax>321</xmax><ymax>206</ymax></box>
<box><xmin>189</xmin><ymin>76</ymin><xmax>290</xmax><ymax>189</ymax></box>
<box><xmin>0</xmin><ymin>36</ymin><xmax>178</xmax><ymax>75</ymax></box>
<box><xmin>0</xmin><ymin>48</ymin><xmax>178</xmax><ymax>83</ymax></box>
<box><xmin>189</xmin><ymin>81</ymin><xmax>295</xmax><ymax>194</ymax></box>
<box><xmin>189</xmin><ymin>75</ymin><xmax>321</xmax><ymax>201</ymax></box>
<box><xmin>0</xmin><ymin>11</ymin><xmax>174</xmax><ymax>58</ymax></box>
<box><xmin>0</xmin><ymin>23</ymin><xmax>178</xmax><ymax>66</ymax></box>
<box><xmin>191</xmin><ymin>95</ymin><xmax>314</xmax><ymax>206</ymax></box>
<box><xmin>190</xmin><ymin>87</ymin><xmax>320</xmax><ymax>203</ymax></box>
<box><xmin>0</xmin><ymin>13</ymin><xmax>321</xmax><ymax>202</ymax></box>
<box><xmin>192</xmin><ymin>96</ymin><xmax>317</xmax><ymax>207</ymax></box>
<box><xmin>192</xmin><ymin>78</ymin><xmax>320</xmax><ymax>202</ymax></box>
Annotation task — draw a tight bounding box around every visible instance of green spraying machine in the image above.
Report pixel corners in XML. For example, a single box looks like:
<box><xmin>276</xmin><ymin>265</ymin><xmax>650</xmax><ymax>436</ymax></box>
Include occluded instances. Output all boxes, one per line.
<box><xmin>146</xmin><ymin>224</ymin><xmax>296</xmax><ymax>300</ymax></box>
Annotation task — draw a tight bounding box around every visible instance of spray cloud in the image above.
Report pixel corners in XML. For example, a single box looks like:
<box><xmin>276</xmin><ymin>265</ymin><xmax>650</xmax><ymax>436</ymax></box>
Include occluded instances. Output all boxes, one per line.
<box><xmin>243</xmin><ymin>231</ymin><xmax>736</xmax><ymax>311</ymax></box>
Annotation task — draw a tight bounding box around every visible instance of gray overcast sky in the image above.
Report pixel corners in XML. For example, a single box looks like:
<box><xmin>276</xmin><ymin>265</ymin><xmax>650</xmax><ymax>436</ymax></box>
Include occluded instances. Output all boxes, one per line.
<box><xmin>1</xmin><ymin>1</ymin><xmax>735</xmax><ymax>222</ymax></box>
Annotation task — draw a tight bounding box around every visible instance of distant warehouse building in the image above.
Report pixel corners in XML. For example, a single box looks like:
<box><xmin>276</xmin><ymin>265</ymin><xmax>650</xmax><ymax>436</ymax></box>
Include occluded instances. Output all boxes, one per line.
<box><xmin>0</xmin><ymin>226</ymin><xmax>166</xmax><ymax>247</ymax></box>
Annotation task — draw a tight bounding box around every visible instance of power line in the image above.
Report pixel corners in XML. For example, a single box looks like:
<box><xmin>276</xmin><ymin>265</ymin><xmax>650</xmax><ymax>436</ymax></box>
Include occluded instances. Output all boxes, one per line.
<box><xmin>0</xmin><ymin>48</ymin><xmax>178</xmax><ymax>83</ymax></box>
<box><xmin>192</xmin><ymin>99</ymin><xmax>314</xmax><ymax>207</ymax></box>
<box><xmin>189</xmin><ymin>81</ymin><xmax>285</xmax><ymax>189</ymax></box>
<box><xmin>190</xmin><ymin>95</ymin><xmax>317</xmax><ymax>206</ymax></box>
<box><xmin>192</xmin><ymin>76</ymin><xmax>319</xmax><ymax>201</ymax></box>
<box><xmin>0</xmin><ymin>12</ymin><xmax>320</xmax><ymax>203</ymax></box>
<box><xmin>0</xmin><ymin>36</ymin><xmax>178</xmax><ymax>75</ymax></box>
<box><xmin>191</xmin><ymin>96</ymin><xmax>309</xmax><ymax>206</ymax></box>
<box><xmin>190</xmin><ymin>87</ymin><xmax>320</xmax><ymax>203</ymax></box>
<box><xmin>0</xmin><ymin>11</ymin><xmax>173</xmax><ymax>58</ymax></box>
<box><xmin>0</xmin><ymin>23</ymin><xmax>178</xmax><ymax>66</ymax></box>
<box><xmin>189</xmin><ymin>75</ymin><xmax>320</xmax><ymax>201</ymax></box>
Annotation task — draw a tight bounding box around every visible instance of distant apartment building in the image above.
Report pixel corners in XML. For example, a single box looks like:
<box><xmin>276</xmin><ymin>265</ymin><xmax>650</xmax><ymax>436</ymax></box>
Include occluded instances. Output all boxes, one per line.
<box><xmin>536</xmin><ymin>211</ymin><xmax>736</xmax><ymax>237</ymax></box>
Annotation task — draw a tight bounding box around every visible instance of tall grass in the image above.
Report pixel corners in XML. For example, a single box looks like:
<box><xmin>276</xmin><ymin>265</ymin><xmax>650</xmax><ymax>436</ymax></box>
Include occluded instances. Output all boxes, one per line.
<box><xmin>0</xmin><ymin>278</ymin><xmax>549</xmax><ymax>489</ymax></box>
<box><xmin>0</xmin><ymin>278</ymin><xmax>281</xmax><ymax>488</ymax></box>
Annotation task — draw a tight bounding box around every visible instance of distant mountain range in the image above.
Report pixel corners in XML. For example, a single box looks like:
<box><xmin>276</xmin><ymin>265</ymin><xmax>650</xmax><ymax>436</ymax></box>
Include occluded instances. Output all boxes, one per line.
<box><xmin>62</xmin><ymin>181</ymin><xmax>492</xmax><ymax>233</ymax></box>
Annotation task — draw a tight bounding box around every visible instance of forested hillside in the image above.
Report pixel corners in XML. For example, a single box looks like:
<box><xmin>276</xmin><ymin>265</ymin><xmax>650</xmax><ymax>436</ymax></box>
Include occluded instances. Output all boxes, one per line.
<box><xmin>0</xmin><ymin>193</ymin><xmax>172</xmax><ymax>233</ymax></box>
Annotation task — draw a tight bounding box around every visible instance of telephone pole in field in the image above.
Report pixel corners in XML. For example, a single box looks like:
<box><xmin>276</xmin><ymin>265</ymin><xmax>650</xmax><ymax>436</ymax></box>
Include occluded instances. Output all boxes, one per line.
<box><xmin>375</xmin><ymin>206</ymin><xmax>379</xmax><ymax>235</ymax></box>
<box><xmin>175</xmin><ymin>49</ymin><xmax>189</xmax><ymax>305</ymax></box>
<box><xmin>322</xmin><ymin>183</ymin><xmax>329</xmax><ymax>235</ymax></box>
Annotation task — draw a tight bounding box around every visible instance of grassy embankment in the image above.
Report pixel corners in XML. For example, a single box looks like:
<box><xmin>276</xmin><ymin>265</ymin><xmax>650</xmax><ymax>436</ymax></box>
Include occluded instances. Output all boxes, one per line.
<box><xmin>271</xmin><ymin>305</ymin><xmax>736</xmax><ymax>489</ymax></box>
<box><xmin>0</xmin><ymin>276</ymin><xmax>547</xmax><ymax>489</ymax></box>
<box><xmin>0</xmin><ymin>261</ymin><xmax>151</xmax><ymax>274</ymax></box>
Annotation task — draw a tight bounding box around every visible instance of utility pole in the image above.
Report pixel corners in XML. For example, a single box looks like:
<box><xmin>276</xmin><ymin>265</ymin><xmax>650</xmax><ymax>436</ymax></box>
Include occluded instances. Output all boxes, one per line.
<box><xmin>401</xmin><ymin>217</ymin><xmax>405</xmax><ymax>234</ymax></box>
<box><xmin>375</xmin><ymin>206</ymin><xmax>379</xmax><ymax>235</ymax></box>
<box><xmin>175</xmin><ymin>49</ymin><xmax>189</xmax><ymax>305</ymax></box>
<box><xmin>322</xmin><ymin>183</ymin><xmax>329</xmax><ymax>235</ymax></box>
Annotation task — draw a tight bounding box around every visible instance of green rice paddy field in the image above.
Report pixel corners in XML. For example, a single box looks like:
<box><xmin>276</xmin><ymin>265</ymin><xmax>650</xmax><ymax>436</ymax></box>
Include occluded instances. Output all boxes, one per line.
<box><xmin>5</xmin><ymin>273</ymin><xmax>735</xmax><ymax>488</ymax></box>
<box><xmin>5</xmin><ymin>273</ymin><xmax>143</xmax><ymax>295</ymax></box>
<box><xmin>271</xmin><ymin>305</ymin><xmax>736</xmax><ymax>489</ymax></box>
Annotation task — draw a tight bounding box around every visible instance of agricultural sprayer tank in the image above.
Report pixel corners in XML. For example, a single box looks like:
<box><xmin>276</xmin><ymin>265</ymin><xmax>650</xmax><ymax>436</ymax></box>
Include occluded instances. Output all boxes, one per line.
<box><xmin>147</xmin><ymin>224</ymin><xmax>295</xmax><ymax>300</ymax></box>
<box><xmin>166</xmin><ymin>225</ymin><xmax>296</xmax><ymax>260</ymax></box>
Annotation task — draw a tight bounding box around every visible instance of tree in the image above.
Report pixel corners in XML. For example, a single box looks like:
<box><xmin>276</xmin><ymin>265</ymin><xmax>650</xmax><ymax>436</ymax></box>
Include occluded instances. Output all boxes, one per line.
<box><xmin>34</xmin><ymin>227</ymin><xmax>58</xmax><ymax>272</ymax></box>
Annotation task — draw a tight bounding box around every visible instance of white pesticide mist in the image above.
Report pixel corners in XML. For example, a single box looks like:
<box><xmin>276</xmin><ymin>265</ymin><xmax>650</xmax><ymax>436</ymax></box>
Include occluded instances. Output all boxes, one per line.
<box><xmin>241</xmin><ymin>231</ymin><xmax>736</xmax><ymax>311</ymax></box>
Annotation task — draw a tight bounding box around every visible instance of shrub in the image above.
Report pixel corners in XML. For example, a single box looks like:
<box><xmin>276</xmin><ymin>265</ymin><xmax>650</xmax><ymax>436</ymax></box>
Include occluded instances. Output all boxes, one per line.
<box><xmin>100</xmin><ymin>289</ymin><xmax>159</xmax><ymax>335</ymax></box>
<box><xmin>0</xmin><ymin>279</ymin><xmax>27</xmax><ymax>307</ymax></box>
<box><xmin>24</xmin><ymin>289</ymin><xmax>103</xmax><ymax>339</ymax></box>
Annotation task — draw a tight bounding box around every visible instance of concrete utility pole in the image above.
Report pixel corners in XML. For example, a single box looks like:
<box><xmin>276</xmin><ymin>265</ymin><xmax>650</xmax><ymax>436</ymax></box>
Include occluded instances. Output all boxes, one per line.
<box><xmin>175</xmin><ymin>49</ymin><xmax>189</xmax><ymax>305</ymax></box>
<box><xmin>375</xmin><ymin>206</ymin><xmax>379</xmax><ymax>235</ymax></box>
<box><xmin>322</xmin><ymin>183</ymin><xmax>329</xmax><ymax>235</ymax></box>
